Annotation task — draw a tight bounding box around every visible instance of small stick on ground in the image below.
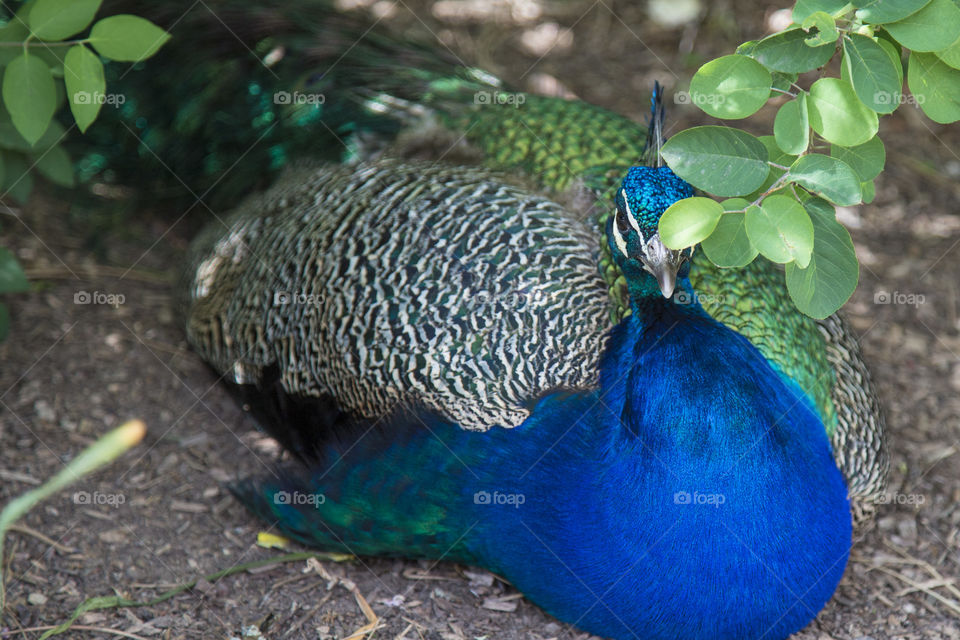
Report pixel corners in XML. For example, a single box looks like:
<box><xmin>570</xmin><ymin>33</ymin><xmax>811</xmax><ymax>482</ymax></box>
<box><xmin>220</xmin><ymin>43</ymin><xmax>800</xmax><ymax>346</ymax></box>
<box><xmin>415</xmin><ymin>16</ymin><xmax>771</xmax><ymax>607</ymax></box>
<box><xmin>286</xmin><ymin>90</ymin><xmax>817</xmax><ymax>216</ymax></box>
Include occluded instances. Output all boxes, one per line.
<box><xmin>284</xmin><ymin>592</ymin><xmax>333</xmax><ymax>638</ymax></box>
<box><xmin>873</xmin><ymin>567</ymin><xmax>960</xmax><ymax>616</ymax></box>
<box><xmin>8</xmin><ymin>625</ymin><xmax>152</xmax><ymax>640</ymax></box>
<box><xmin>7</xmin><ymin>524</ymin><xmax>77</xmax><ymax>554</ymax></box>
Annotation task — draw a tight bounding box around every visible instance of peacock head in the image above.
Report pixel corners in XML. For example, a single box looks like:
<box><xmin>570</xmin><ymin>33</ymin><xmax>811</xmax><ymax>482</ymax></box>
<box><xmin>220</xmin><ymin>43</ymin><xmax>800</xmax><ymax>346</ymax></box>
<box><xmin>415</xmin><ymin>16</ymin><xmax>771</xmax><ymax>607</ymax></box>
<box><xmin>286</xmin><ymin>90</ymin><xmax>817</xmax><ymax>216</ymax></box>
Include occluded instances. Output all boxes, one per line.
<box><xmin>608</xmin><ymin>165</ymin><xmax>695</xmax><ymax>298</ymax></box>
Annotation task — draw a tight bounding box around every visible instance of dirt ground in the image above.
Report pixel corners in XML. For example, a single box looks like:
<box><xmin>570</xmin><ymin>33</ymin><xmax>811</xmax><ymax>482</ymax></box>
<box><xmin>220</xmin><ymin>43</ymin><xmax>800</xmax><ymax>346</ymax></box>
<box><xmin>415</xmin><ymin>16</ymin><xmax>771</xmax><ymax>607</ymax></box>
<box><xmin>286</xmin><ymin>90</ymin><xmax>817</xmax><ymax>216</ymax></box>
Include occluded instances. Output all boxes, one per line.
<box><xmin>2</xmin><ymin>1</ymin><xmax>959</xmax><ymax>638</ymax></box>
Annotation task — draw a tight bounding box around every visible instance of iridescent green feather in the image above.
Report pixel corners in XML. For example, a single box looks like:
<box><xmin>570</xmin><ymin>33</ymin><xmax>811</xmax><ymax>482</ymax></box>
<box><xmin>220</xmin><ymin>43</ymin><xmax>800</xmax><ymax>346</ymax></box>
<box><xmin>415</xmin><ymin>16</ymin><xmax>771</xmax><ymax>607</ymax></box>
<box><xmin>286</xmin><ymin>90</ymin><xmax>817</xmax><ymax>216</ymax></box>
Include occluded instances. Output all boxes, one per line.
<box><xmin>439</xmin><ymin>93</ymin><xmax>638</xmax><ymax>191</ymax></box>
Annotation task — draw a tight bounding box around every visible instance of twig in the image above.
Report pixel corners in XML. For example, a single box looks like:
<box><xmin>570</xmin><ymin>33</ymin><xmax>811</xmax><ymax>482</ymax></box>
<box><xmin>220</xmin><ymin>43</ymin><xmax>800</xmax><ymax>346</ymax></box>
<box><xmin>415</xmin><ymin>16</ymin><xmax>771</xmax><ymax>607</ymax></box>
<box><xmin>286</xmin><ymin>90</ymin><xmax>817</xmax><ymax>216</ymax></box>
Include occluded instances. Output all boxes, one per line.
<box><xmin>35</xmin><ymin>552</ymin><xmax>330</xmax><ymax>639</ymax></box>
<box><xmin>23</xmin><ymin>265</ymin><xmax>172</xmax><ymax>285</ymax></box>
<box><xmin>873</xmin><ymin>567</ymin><xmax>960</xmax><ymax>616</ymax></box>
<box><xmin>284</xmin><ymin>592</ymin><xmax>333</xmax><ymax>637</ymax></box>
<box><xmin>7</xmin><ymin>624</ymin><xmax>151</xmax><ymax>640</ymax></box>
<box><xmin>6</xmin><ymin>524</ymin><xmax>77</xmax><ymax>554</ymax></box>
<box><xmin>895</xmin><ymin>578</ymin><xmax>957</xmax><ymax>598</ymax></box>
<box><xmin>0</xmin><ymin>470</ymin><xmax>40</xmax><ymax>486</ymax></box>
<box><xmin>402</xmin><ymin>568</ymin><xmax>459</xmax><ymax>581</ymax></box>
<box><xmin>302</xmin><ymin>558</ymin><xmax>381</xmax><ymax>640</ymax></box>
<box><xmin>883</xmin><ymin>542</ymin><xmax>960</xmax><ymax>602</ymax></box>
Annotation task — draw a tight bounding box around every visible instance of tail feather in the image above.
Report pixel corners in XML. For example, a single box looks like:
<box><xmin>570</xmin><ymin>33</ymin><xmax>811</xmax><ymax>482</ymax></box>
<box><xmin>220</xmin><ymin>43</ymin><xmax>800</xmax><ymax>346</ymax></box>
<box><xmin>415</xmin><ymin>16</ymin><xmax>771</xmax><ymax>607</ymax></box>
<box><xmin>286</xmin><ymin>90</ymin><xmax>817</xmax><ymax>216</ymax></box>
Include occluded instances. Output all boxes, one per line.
<box><xmin>74</xmin><ymin>0</ymin><xmax>647</xmax><ymax>207</ymax></box>
<box><xmin>643</xmin><ymin>80</ymin><xmax>666</xmax><ymax>167</ymax></box>
<box><xmin>71</xmin><ymin>0</ymin><xmax>467</xmax><ymax>208</ymax></box>
<box><xmin>226</xmin><ymin>403</ymin><xmax>485</xmax><ymax>562</ymax></box>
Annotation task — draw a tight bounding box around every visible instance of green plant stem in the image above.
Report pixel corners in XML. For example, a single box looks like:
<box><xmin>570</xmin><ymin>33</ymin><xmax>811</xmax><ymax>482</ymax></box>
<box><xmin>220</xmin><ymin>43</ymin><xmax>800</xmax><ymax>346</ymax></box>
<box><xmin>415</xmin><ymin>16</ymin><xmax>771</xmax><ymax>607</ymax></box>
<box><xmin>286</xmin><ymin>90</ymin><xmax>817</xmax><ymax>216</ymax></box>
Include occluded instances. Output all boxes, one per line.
<box><xmin>0</xmin><ymin>38</ymin><xmax>90</xmax><ymax>48</ymax></box>
<box><xmin>37</xmin><ymin>552</ymin><xmax>333</xmax><ymax>639</ymax></box>
<box><xmin>725</xmin><ymin>172</ymin><xmax>794</xmax><ymax>215</ymax></box>
<box><xmin>770</xmin><ymin>87</ymin><xmax>796</xmax><ymax>97</ymax></box>
<box><xmin>0</xmin><ymin>421</ymin><xmax>146</xmax><ymax>613</ymax></box>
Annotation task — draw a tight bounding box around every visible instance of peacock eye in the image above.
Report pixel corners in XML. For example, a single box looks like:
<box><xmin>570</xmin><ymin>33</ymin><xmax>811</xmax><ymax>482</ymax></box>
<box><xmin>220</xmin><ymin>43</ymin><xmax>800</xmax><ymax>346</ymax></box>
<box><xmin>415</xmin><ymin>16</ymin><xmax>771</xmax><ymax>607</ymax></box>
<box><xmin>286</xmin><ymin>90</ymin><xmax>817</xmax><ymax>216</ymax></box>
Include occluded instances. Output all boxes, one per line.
<box><xmin>615</xmin><ymin>207</ymin><xmax>630</xmax><ymax>234</ymax></box>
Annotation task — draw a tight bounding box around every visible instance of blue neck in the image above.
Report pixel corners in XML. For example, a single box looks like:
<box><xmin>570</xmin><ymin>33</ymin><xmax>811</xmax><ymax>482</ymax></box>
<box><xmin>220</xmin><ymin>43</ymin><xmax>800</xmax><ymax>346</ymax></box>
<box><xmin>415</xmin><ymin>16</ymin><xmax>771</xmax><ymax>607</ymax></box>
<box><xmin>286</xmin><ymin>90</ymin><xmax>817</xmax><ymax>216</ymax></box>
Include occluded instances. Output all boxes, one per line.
<box><xmin>466</xmin><ymin>284</ymin><xmax>852</xmax><ymax>640</ymax></box>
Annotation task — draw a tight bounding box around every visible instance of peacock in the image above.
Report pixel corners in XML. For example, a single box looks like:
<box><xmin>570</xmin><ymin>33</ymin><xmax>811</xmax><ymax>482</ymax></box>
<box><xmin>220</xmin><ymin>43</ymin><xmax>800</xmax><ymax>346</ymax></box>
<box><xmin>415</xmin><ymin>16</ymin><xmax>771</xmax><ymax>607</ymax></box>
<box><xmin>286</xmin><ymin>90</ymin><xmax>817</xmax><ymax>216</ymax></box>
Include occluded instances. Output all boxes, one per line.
<box><xmin>76</xmin><ymin>2</ymin><xmax>888</xmax><ymax>638</ymax></box>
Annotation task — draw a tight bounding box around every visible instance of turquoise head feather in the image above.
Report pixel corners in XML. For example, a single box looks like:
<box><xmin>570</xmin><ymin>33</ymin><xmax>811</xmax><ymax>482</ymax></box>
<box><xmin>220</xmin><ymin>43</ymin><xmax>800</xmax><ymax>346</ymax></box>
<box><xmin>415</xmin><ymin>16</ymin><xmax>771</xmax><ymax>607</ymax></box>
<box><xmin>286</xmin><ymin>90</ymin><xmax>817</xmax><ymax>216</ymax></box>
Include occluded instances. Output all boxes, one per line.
<box><xmin>608</xmin><ymin>83</ymin><xmax>694</xmax><ymax>298</ymax></box>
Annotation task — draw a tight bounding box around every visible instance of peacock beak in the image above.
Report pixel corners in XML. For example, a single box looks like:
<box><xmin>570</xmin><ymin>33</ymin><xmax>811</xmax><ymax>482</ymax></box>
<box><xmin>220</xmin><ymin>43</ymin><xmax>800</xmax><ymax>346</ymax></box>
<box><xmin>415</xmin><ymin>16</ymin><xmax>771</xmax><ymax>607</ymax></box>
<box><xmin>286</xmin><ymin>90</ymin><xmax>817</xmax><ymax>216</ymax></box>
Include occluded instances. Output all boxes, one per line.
<box><xmin>652</xmin><ymin>262</ymin><xmax>678</xmax><ymax>299</ymax></box>
<box><xmin>640</xmin><ymin>234</ymin><xmax>685</xmax><ymax>299</ymax></box>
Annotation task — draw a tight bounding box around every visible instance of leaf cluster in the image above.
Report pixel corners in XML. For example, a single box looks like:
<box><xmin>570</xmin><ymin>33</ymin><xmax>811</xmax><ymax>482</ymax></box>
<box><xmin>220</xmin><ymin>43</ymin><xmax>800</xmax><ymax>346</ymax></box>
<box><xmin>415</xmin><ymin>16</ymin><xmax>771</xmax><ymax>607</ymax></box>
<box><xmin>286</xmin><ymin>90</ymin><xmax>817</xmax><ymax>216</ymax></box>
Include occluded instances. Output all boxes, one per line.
<box><xmin>658</xmin><ymin>0</ymin><xmax>959</xmax><ymax>317</ymax></box>
<box><xmin>0</xmin><ymin>0</ymin><xmax>170</xmax><ymax>341</ymax></box>
<box><xmin>0</xmin><ymin>0</ymin><xmax>170</xmax><ymax>200</ymax></box>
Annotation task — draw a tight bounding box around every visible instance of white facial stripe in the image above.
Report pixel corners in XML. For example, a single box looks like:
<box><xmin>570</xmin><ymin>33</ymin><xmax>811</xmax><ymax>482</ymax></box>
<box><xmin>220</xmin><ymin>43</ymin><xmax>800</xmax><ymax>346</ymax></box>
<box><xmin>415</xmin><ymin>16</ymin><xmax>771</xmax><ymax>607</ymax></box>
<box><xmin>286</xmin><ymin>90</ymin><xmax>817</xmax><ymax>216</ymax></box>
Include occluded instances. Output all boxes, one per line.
<box><xmin>611</xmin><ymin>211</ymin><xmax>629</xmax><ymax>257</ymax></box>
<box><xmin>619</xmin><ymin>189</ymin><xmax>641</xmax><ymax>234</ymax></box>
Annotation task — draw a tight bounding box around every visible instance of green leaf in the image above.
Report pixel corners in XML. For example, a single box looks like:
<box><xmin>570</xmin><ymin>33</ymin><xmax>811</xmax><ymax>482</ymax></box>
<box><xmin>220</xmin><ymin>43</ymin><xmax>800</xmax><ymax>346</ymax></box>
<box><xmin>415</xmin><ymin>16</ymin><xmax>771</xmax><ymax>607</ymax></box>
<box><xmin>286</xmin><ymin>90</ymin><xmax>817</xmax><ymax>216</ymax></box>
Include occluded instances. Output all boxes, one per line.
<box><xmin>747</xmin><ymin>28</ymin><xmax>837</xmax><ymax>73</ymax></box>
<box><xmin>743</xmin><ymin>136</ymin><xmax>797</xmax><ymax>201</ymax></box>
<box><xmin>0</xmin><ymin>13</ymin><xmax>30</xmax><ymax>67</ymax></box>
<box><xmin>689</xmin><ymin>54</ymin><xmax>772</xmax><ymax>119</ymax></box>
<box><xmin>89</xmin><ymin>15</ymin><xmax>171</xmax><ymax>62</ymax></box>
<box><xmin>907</xmin><ymin>51</ymin><xmax>960</xmax><ymax>123</ymax></box>
<box><xmin>785</xmin><ymin>198</ymin><xmax>859</xmax><ymax>318</ymax></box>
<box><xmin>790</xmin><ymin>154</ymin><xmax>862</xmax><ymax>205</ymax></box>
<box><xmin>746</xmin><ymin>195</ymin><xmax>815</xmax><ymax>266</ymax></box>
<box><xmin>802</xmin><ymin>12</ymin><xmax>839</xmax><ymax>46</ymax></box>
<box><xmin>860</xmin><ymin>179</ymin><xmax>876</xmax><ymax>203</ymax></box>
<box><xmin>884</xmin><ymin>0</ymin><xmax>960</xmax><ymax>52</ymax></box>
<box><xmin>661</xmin><ymin>126</ymin><xmax>769</xmax><ymax>197</ymax></box>
<box><xmin>794</xmin><ymin>0</ymin><xmax>852</xmax><ymax>22</ymax></box>
<box><xmin>0</xmin><ymin>247</ymin><xmax>29</xmax><ymax>294</ymax></box>
<box><xmin>718</xmin><ymin>198</ymin><xmax>752</xmax><ymax>213</ymax></box>
<box><xmin>830</xmin><ymin>136</ymin><xmax>886</xmax><ymax>181</ymax></box>
<box><xmin>770</xmin><ymin>71</ymin><xmax>799</xmax><ymax>97</ymax></box>
<box><xmin>936</xmin><ymin>35</ymin><xmax>960</xmax><ymax>69</ymax></box>
<box><xmin>26</xmin><ymin>47</ymin><xmax>68</xmax><ymax>80</ymax></box>
<box><xmin>0</xmin><ymin>119</ymin><xmax>67</xmax><ymax>153</ymax></box>
<box><xmin>774</xmin><ymin>95</ymin><xmax>810</xmax><ymax>154</ymax></box>
<box><xmin>53</xmin><ymin>79</ymin><xmax>66</xmax><ymax>110</ymax></box>
<box><xmin>0</xmin><ymin>15</ymin><xmax>30</xmax><ymax>42</ymax></box>
<box><xmin>64</xmin><ymin>44</ymin><xmax>106</xmax><ymax>132</ymax></box>
<box><xmin>877</xmin><ymin>38</ymin><xmax>904</xmax><ymax>85</ymax></box>
<box><xmin>33</xmin><ymin>145</ymin><xmax>75</xmax><ymax>187</ymax></box>
<box><xmin>0</xmin><ymin>151</ymin><xmax>5</xmax><ymax>188</ymax></box>
<box><xmin>1</xmin><ymin>53</ymin><xmax>56</xmax><ymax>146</ymax></box>
<box><xmin>842</xmin><ymin>34</ymin><xmax>902</xmax><ymax>113</ymax></box>
<box><xmin>759</xmin><ymin>135</ymin><xmax>799</xmax><ymax>167</ymax></box>
<box><xmin>701</xmin><ymin>198</ymin><xmax>759</xmax><ymax>268</ymax></box>
<box><xmin>807</xmin><ymin>77</ymin><xmax>879</xmax><ymax>145</ymax></box>
<box><xmin>853</xmin><ymin>0</ymin><xmax>932</xmax><ymax>23</ymax></box>
<box><xmin>28</xmin><ymin>0</ymin><xmax>102</xmax><ymax>41</ymax></box>
<box><xmin>1</xmin><ymin>152</ymin><xmax>34</xmax><ymax>204</ymax></box>
<box><xmin>736</xmin><ymin>40</ymin><xmax>759</xmax><ymax>56</ymax></box>
<box><xmin>658</xmin><ymin>197</ymin><xmax>724</xmax><ymax>250</ymax></box>
<box><xmin>0</xmin><ymin>302</ymin><xmax>8</xmax><ymax>342</ymax></box>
